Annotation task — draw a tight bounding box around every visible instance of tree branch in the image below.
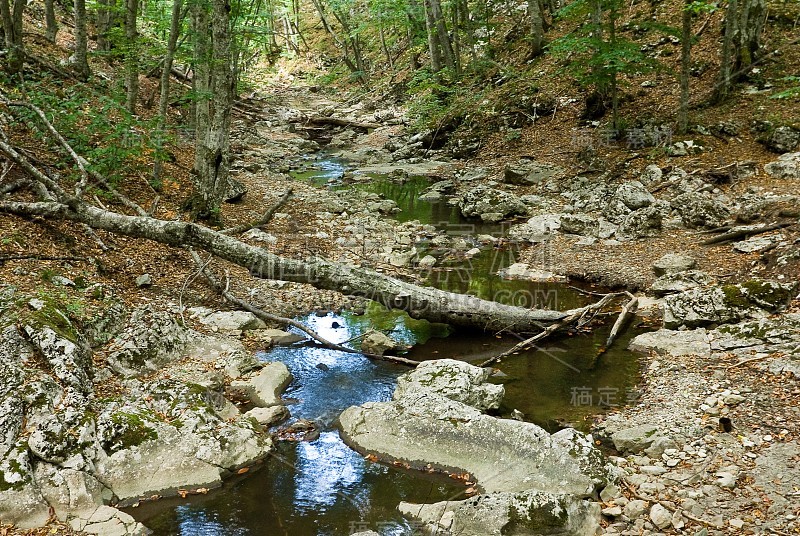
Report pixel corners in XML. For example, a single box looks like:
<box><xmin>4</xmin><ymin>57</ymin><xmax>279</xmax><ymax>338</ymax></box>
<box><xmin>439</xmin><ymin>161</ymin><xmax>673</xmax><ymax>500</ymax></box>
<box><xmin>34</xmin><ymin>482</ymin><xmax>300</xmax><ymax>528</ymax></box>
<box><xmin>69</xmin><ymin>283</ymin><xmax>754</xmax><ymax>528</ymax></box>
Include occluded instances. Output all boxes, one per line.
<box><xmin>221</xmin><ymin>188</ymin><xmax>292</xmax><ymax>235</ymax></box>
<box><xmin>480</xmin><ymin>293</ymin><xmax>622</xmax><ymax>367</ymax></box>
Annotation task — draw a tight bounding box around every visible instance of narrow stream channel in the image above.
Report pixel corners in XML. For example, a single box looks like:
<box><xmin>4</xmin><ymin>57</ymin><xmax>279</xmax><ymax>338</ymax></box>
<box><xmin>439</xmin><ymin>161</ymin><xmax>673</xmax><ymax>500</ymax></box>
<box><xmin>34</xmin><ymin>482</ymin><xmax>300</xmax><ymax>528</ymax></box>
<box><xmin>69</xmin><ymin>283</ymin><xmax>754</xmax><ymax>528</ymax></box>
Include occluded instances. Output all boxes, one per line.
<box><xmin>130</xmin><ymin>158</ymin><xmax>647</xmax><ymax>535</ymax></box>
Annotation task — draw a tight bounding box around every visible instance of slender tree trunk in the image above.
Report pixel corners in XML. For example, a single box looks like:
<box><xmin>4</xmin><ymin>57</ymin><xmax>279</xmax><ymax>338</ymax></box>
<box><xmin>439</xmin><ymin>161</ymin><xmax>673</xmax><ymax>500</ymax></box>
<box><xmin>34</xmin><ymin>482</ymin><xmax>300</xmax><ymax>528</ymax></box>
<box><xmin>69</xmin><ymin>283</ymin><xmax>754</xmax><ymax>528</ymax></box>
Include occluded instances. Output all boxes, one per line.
<box><xmin>714</xmin><ymin>0</ymin><xmax>737</xmax><ymax>102</ymax></box>
<box><xmin>429</xmin><ymin>0</ymin><xmax>457</xmax><ymax>73</ymax></box>
<box><xmin>736</xmin><ymin>0</ymin><xmax>765</xmax><ymax>70</ymax></box>
<box><xmin>423</xmin><ymin>0</ymin><xmax>442</xmax><ymax>72</ymax></box>
<box><xmin>96</xmin><ymin>0</ymin><xmax>115</xmax><ymax>52</ymax></box>
<box><xmin>0</xmin><ymin>0</ymin><xmax>25</xmax><ymax>74</ymax></box>
<box><xmin>609</xmin><ymin>17</ymin><xmax>619</xmax><ymax>131</ymax></box>
<box><xmin>73</xmin><ymin>0</ymin><xmax>90</xmax><ymax>79</ymax></box>
<box><xmin>45</xmin><ymin>0</ymin><xmax>58</xmax><ymax>42</ymax></box>
<box><xmin>528</xmin><ymin>0</ymin><xmax>544</xmax><ymax>57</ymax></box>
<box><xmin>379</xmin><ymin>24</ymin><xmax>392</xmax><ymax>67</ymax></box>
<box><xmin>153</xmin><ymin>0</ymin><xmax>183</xmax><ymax>184</ymax></box>
<box><xmin>460</xmin><ymin>0</ymin><xmax>477</xmax><ymax>63</ymax></box>
<box><xmin>677</xmin><ymin>2</ymin><xmax>691</xmax><ymax>134</ymax></box>
<box><xmin>124</xmin><ymin>0</ymin><xmax>139</xmax><ymax>114</ymax></box>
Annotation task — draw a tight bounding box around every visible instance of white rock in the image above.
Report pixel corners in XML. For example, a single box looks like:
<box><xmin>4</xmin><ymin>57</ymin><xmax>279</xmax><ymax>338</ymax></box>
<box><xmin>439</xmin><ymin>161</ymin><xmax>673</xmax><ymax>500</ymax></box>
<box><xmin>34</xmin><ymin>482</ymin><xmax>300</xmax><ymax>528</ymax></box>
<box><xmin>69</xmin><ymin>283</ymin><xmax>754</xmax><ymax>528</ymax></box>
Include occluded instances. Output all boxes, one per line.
<box><xmin>649</xmin><ymin>503</ymin><xmax>672</xmax><ymax>530</ymax></box>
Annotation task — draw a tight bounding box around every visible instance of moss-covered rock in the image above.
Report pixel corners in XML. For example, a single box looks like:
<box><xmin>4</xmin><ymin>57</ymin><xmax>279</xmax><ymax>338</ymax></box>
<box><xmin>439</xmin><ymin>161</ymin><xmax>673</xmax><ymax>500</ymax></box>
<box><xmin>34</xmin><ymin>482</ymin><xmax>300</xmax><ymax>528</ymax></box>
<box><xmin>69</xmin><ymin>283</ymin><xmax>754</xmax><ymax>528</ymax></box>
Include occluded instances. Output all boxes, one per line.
<box><xmin>105</xmin><ymin>305</ymin><xmax>190</xmax><ymax>377</ymax></box>
<box><xmin>663</xmin><ymin>279</ymin><xmax>796</xmax><ymax>328</ymax></box>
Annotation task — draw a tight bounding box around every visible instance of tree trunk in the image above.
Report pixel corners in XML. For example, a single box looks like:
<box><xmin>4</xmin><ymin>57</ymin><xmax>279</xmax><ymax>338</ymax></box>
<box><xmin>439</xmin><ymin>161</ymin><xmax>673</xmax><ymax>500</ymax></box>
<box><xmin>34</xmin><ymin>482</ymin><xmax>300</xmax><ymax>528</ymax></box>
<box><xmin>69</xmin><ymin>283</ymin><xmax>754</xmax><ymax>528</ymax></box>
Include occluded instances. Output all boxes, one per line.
<box><xmin>735</xmin><ymin>0</ymin><xmax>765</xmax><ymax>70</ymax></box>
<box><xmin>714</xmin><ymin>0</ymin><xmax>736</xmax><ymax>102</ymax></box>
<box><xmin>73</xmin><ymin>0</ymin><xmax>90</xmax><ymax>79</ymax></box>
<box><xmin>96</xmin><ymin>0</ymin><xmax>116</xmax><ymax>52</ymax></box>
<box><xmin>124</xmin><ymin>0</ymin><xmax>139</xmax><ymax>114</ymax></box>
<box><xmin>44</xmin><ymin>0</ymin><xmax>57</xmax><ymax>43</ymax></box>
<box><xmin>0</xmin><ymin>200</ymin><xmax>569</xmax><ymax>332</ymax></box>
<box><xmin>677</xmin><ymin>2</ymin><xmax>691</xmax><ymax>134</ymax></box>
<box><xmin>423</xmin><ymin>0</ymin><xmax>443</xmax><ymax>72</ymax></box>
<box><xmin>152</xmin><ymin>0</ymin><xmax>182</xmax><ymax>184</ymax></box>
<box><xmin>0</xmin><ymin>0</ymin><xmax>25</xmax><ymax>74</ymax></box>
<box><xmin>429</xmin><ymin>0</ymin><xmax>457</xmax><ymax>73</ymax></box>
<box><xmin>528</xmin><ymin>0</ymin><xmax>544</xmax><ymax>57</ymax></box>
<box><xmin>191</xmin><ymin>0</ymin><xmax>234</xmax><ymax>221</ymax></box>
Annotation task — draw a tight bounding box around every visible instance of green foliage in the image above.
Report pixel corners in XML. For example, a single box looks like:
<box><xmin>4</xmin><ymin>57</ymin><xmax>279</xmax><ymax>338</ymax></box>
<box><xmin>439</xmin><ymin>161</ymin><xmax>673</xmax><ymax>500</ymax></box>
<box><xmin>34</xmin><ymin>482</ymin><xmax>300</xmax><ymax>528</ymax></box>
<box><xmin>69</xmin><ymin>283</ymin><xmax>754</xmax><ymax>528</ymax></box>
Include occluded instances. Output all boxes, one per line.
<box><xmin>771</xmin><ymin>76</ymin><xmax>800</xmax><ymax>100</ymax></box>
<box><xmin>550</xmin><ymin>0</ymin><xmax>660</xmax><ymax>95</ymax></box>
<box><xmin>17</xmin><ymin>81</ymin><xmax>159</xmax><ymax>186</ymax></box>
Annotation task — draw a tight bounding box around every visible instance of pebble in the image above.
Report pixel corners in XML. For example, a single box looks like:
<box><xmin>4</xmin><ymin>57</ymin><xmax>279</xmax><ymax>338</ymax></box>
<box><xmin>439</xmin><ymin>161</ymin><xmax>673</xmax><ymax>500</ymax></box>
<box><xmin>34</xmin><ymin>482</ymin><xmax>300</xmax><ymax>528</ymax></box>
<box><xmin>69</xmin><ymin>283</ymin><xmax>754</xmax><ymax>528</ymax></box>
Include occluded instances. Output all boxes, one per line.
<box><xmin>649</xmin><ymin>503</ymin><xmax>672</xmax><ymax>530</ymax></box>
<box><xmin>602</xmin><ymin>506</ymin><xmax>623</xmax><ymax>517</ymax></box>
<box><xmin>641</xmin><ymin>465</ymin><xmax>668</xmax><ymax>476</ymax></box>
<box><xmin>729</xmin><ymin>519</ymin><xmax>745</xmax><ymax>529</ymax></box>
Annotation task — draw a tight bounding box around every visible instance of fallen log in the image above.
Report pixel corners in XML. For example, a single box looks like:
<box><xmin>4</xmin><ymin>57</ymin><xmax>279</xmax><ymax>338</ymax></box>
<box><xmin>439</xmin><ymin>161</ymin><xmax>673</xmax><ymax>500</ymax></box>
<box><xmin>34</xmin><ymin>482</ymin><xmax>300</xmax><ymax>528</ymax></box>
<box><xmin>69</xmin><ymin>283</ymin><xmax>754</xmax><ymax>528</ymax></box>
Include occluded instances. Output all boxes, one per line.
<box><xmin>701</xmin><ymin>222</ymin><xmax>793</xmax><ymax>245</ymax></box>
<box><xmin>605</xmin><ymin>292</ymin><xmax>638</xmax><ymax>348</ymax></box>
<box><xmin>0</xmin><ymin>106</ymin><xmax>567</xmax><ymax>334</ymax></box>
<box><xmin>0</xmin><ymin>197</ymin><xmax>568</xmax><ymax>332</ymax></box>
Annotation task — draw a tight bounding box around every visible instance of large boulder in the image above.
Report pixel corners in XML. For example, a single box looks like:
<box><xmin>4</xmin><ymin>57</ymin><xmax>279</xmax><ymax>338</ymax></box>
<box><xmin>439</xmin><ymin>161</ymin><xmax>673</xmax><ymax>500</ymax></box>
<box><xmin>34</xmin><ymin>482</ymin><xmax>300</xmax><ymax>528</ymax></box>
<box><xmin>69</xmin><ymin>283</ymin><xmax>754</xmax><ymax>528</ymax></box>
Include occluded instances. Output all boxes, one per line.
<box><xmin>393</xmin><ymin>359</ymin><xmax>504</xmax><ymax>411</ymax></box>
<box><xmin>560</xmin><ymin>213</ymin><xmax>599</xmax><ymax>236</ymax></box>
<box><xmin>610</xmin><ymin>424</ymin><xmax>661</xmax><ymax>454</ymax></box>
<box><xmin>458</xmin><ymin>186</ymin><xmax>528</xmax><ymax>221</ymax></box>
<box><xmin>339</xmin><ymin>391</ymin><xmax>609</xmax><ymax>495</ymax></box>
<box><xmin>360</xmin><ymin>330</ymin><xmax>404</xmax><ymax>356</ymax></box>
<box><xmin>671</xmin><ymin>192</ymin><xmax>731</xmax><ymax>228</ymax></box>
<box><xmin>399</xmin><ymin>490</ymin><xmax>601</xmax><ymax>536</ymax></box>
<box><xmin>652</xmin><ymin>253</ymin><xmax>696</xmax><ymax>276</ymax></box>
<box><xmin>194</xmin><ymin>309</ymin><xmax>267</xmax><ymax>332</ymax></box>
<box><xmin>106</xmin><ymin>306</ymin><xmax>190</xmax><ymax>377</ymax></box>
<box><xmin>764</xmin><ymin>152</ymin><xmax>800</xmax><ymax>179</ymax></box>
<box><xmin>628</xmin><ymin>329</ymin><xmax>711</xmax><ymax>357</ymax></box>
<box><xmin>616</xmin><ymin>180</ymin><xmax>655</xmax><ymax>210</ymax></box>
<box><xmin>94</xmin><ymin>379</ymin><xmax>273</xmax><ymax>503</ymax></box>
<box><xmin>663</xmin><ymin>280</ymin><xmax>795</xmax><ymax>328</ymax></box>
<box><xmin>507</xmin><ymin>213</ymin><xmax>562</xmax><ymax>242</ymax></box>
<box><xmin>339</xmin><ymin>361</ymin><xmax>612</xmax><ymax>500</ymax></box>
<box><xmin>650</xmin><ymin>270</ymin><xmax>710</xmax><ymax>296</ymax></box>
<box><xmin>616</xmin><ymin>206</ymin><xmax>663</xmax><ymax>238</ymax></box>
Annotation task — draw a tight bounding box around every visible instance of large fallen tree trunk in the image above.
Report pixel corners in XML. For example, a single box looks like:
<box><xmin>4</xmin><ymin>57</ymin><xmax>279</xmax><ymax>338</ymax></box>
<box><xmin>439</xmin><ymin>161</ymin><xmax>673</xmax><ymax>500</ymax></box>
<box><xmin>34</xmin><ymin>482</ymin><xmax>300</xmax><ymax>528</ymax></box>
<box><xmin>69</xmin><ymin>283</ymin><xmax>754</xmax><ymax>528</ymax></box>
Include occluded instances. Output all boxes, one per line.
<box><xmin>0</xmin><ymin>199</ymin><xmax>568</xmax><ymax>332</ymax></box>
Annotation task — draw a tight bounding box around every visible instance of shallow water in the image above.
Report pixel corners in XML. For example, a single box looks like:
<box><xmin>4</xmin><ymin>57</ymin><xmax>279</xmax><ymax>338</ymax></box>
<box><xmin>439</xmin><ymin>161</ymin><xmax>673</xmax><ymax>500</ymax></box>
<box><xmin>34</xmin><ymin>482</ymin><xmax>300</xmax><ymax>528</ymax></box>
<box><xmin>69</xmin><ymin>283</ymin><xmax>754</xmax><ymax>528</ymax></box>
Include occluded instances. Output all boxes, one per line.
<box><xmin>132</xmin><ymin>160</ymin><xmax>645</xmax><ymax>535</ymax></box>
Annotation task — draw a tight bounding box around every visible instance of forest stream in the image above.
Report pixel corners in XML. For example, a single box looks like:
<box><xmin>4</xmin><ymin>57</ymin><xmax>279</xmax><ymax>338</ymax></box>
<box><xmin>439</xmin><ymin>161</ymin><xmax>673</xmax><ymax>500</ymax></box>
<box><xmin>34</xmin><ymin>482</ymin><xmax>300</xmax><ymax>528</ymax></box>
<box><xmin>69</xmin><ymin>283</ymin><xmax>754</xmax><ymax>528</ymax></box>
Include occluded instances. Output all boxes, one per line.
<box><xmin>128</xmin><ymin>157</ymin><xmax>646</xmax><ymax>535</ymax></box>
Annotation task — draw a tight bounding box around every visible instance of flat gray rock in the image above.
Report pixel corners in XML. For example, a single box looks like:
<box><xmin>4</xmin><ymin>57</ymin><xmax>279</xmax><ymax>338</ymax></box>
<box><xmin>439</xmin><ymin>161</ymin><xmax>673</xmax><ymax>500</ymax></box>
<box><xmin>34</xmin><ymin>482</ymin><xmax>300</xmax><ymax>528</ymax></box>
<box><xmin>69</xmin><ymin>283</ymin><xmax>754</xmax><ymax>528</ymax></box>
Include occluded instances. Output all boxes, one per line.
<box><xmin>230</xmin><ymin>362</ymin><xmax>292</xmax><ymax>407</ymax></box>
<box><xmin>339</xmin><ymin>390</ymin><xmax>609</xmax><ymax>495</ymax></box>
<box><xmin>628</xmin><ymin>329</ymin><xmax>711</xmax><ymax>357</ymax></box>
<box><xmin>399</xmin><ymin>490</ymin><xmax>601</xmax><ymax>536</ymax></box>
<box><xmin>393</xmin><ymin>359</ymin><xmax>504</xmax><ymax>411</ymax></box>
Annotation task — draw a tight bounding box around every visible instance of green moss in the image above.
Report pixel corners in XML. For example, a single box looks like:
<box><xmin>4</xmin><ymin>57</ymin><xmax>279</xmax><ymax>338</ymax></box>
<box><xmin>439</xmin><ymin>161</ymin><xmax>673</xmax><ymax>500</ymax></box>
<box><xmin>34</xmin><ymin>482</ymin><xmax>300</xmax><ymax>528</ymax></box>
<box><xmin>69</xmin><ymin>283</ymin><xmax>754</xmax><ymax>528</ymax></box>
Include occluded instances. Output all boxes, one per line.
<box><xmin>105</xmin><ymin>411</ymin><xmax>158</xmax><ymax>452</ymax></box>
<box><xmin>739</xmin><ymin>279</ymin><xmax>793</xmax><ymax>309</ymax></box>
<box><xmin>721</xmin><ymin>285</ymin><xmax>751</xmax><ymax>309</ymax></box>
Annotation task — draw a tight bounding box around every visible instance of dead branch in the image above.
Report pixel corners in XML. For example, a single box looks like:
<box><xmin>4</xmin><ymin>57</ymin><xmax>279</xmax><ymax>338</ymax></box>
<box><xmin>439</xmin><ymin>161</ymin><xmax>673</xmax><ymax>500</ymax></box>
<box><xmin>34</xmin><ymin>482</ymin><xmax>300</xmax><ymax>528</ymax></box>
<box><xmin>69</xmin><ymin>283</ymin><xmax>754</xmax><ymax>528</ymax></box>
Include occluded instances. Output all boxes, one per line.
<box><xmin>188</xmin><ymin>249</ymin><xmax>420</xmax><ymax>367</ymax></box>
<box><xmin>701</xmin><ymin>222</ymin><xmax>793</xmax><ymax>245</ymax></box>
<box><xmin>726</xmin><ymin>354</ymin><xmax>772</xmax><ymax>370</ymax></box>
<box><xmin>221</xmin><ymin>188</ymin><xmax>293</xmax><ymax>235</ymax></box>
<box><xmin>1</xmin><ymin>95</ymin><xmax>90</xmax><ymax>196</ymax></box>
<box><xmin>605</xmin><ymin>292</ymin><xmax>638</xmax><ymax>348</ymax></box>
<box><xmin>480</xmin><ymin>293</ymin><xmax>621</xmax><ymax>367</ymax></box>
